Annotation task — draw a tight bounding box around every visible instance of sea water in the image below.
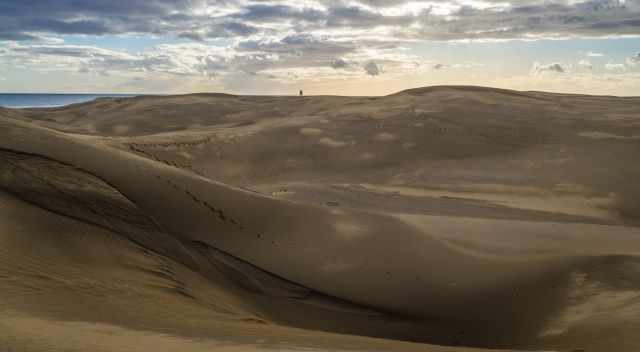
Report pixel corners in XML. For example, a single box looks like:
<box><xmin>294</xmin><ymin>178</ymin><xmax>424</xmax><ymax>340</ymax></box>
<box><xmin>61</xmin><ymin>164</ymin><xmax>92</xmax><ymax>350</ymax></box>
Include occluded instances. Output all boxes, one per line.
<box><xmin>0</xmin><ymin>93</ymin><xmax>137</xmax><ymax>108</ymax></box>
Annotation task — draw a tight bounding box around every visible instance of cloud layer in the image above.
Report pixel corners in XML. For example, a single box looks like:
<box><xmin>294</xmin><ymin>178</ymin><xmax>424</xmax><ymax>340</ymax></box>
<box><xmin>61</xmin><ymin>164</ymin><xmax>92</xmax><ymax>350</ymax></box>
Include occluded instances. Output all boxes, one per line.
<box><xmin>2</xmin><ymin>0</ymin><xmax>640</xmax><ymax>42</ymax></box>
<box><xmin>1</xmin><ymin>0</ymin><xmax>639</xmax><ymax>94</ymax></box>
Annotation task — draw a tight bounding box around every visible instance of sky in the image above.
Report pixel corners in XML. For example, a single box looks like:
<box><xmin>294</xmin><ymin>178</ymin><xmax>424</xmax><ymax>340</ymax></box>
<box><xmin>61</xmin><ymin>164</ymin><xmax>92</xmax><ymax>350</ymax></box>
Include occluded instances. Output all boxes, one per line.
<box><xmin>0</xmin><ymin>0</ymin><xmax>639</xmax><ymax>96</ymax></box>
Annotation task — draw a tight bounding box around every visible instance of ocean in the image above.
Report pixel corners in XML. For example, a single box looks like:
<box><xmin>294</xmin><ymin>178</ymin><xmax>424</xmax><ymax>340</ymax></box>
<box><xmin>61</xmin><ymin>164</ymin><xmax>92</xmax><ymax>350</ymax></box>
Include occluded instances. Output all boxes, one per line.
<box><xmin>0</xmin><ymin>93</ymin><xmax>138</xmax><ymax>108</ymax></box>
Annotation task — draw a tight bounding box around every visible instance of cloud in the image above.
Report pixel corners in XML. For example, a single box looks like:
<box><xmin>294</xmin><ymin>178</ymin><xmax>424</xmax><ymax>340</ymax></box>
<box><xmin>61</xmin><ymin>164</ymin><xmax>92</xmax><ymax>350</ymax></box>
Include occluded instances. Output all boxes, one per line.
<box><xmin>0</xmin><ymin>38</ymin><xmax>420</xmax><ymax>85</ymax></box>
<box><xmin>1</xmin><ymin>0</ymin><xmax>640</xmax><ymax>43</ymax></box>
<box><xmin>364</xmin><ymin>61</ymin><xmax>381</xmax><ymax>76</ymax></box>
<box><xmin>0</xmin><ymin>42</ymin><xmax>241</xmax><ymax>78</ymax></box>
<box><xmin>578</xmin><ymin>59</ymin><xmax>593</xmax><ymax>69</ymax></box>
<box><xmin>238</xmin><ymin>4</ymin><xmax>326</xmax><ymax>23</ymax></box>
<box><xmin>330</xmin><ymin>58</ymin><xmax>350</xmax><ymax>69</ymax></box>
<box><xmin>407</xmin><ymin>0</ymin><xmax>640</xmax><ymax>41</ymax></box>
<box><xmin>532</xmin><ymin>62</ymin><xmax>566</xmax><ymax>75</ymax></box>
<box><xmin>1</xmin><ymin>0</ymin><xmax>639</xmax><ymax>94</ymax></box>
<box><xmin>178</xmin><ymin>22</ymin><xmax>259</xmax><ymax>41</ymax></box>
<box><xmin>605</xmin><ymin>62</ymin><xmax>626</xmax><ymax>70</ymax></box>
<box><xmin>627</xmin><ymin>52</ymin><xmax>640</xmax><ymax>67</ymax></box>
<box><xmin>431</xmin><ymin>62</ymin><xmax>485</xmax><ymax>70</ymax></box>
<box><xmin>489</xmin><ymin>70</ymin><xmax>640</xmax><ymax>97</ymax></box>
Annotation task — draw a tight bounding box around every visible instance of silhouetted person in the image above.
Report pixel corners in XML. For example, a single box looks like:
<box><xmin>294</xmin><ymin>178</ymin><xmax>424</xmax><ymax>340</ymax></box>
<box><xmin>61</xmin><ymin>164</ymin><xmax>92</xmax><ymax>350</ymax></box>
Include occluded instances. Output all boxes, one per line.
<box><xmin>299</xmin><ymin>90</ymin><xmax>303</xmax><ymax>96</ymax></box>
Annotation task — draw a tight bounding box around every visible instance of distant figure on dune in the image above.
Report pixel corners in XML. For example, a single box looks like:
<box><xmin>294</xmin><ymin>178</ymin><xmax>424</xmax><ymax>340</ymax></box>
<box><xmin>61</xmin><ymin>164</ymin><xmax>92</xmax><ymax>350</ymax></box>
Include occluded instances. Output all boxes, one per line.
<box><xmin>299</xmin><ymin>90</ymin><xmax>303</xmax><ymax>96</ymax></box>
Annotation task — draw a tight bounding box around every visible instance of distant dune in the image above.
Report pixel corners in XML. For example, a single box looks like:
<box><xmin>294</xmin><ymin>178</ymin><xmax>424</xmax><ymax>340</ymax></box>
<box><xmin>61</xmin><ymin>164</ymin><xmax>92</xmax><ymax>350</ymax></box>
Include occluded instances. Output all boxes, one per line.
<box><xmin>1</xmin><ymin>86</ymin><xmax>640</xmax><ymax>352</ymax></box>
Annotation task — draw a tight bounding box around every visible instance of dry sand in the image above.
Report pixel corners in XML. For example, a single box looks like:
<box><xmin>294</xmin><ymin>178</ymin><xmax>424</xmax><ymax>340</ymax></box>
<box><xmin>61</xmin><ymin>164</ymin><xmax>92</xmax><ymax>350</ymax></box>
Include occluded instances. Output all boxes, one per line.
<box><xmin>1</xmin><ymin>86</ymin><xmax>640</xmax><ymax>351</ymax></box>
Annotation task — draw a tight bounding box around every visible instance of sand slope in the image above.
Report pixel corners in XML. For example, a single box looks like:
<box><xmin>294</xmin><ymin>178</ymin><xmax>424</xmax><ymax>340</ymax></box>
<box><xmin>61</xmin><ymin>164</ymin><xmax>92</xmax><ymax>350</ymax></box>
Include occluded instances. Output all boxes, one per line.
<box><xmin>1</xmin><ymin>86</ymin><xmax>640</xmax><ymax>351</ymax></box>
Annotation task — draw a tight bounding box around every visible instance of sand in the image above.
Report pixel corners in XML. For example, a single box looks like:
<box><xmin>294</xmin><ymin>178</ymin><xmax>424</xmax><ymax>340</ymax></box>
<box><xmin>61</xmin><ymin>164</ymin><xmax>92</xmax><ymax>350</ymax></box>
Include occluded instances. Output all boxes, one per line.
<box><xmin>1</xmin><ymin>86</ymin><xmax>640</xmax><ymax>352</ymax></box>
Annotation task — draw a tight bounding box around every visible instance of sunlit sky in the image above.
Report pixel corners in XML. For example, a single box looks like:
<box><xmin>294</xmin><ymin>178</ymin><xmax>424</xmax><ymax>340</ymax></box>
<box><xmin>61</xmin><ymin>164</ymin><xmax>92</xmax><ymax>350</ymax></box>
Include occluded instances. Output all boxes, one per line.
<box><xmin>1</xmin><ymin>0</ymin><xmax>639</xmax><ymax>95</ymax></box>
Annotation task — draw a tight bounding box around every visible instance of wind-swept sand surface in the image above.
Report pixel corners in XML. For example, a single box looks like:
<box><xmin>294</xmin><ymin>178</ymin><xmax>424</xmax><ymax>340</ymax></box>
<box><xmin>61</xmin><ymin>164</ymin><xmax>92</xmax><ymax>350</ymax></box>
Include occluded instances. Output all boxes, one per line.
<box><xmin>1</xmin><ymin>86</ymin><xmax>640</xmax><ymax>352</ymax></box>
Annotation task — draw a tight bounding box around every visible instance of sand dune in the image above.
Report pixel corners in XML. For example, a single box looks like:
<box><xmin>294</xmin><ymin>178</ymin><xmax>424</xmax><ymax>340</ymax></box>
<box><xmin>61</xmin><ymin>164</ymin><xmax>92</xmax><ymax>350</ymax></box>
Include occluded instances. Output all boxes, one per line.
<box><xmin>2</xmin><ymin>86</ymin><xmax>640</xmax><ymax>351</ymax></box>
